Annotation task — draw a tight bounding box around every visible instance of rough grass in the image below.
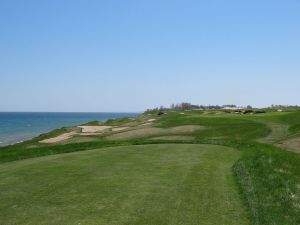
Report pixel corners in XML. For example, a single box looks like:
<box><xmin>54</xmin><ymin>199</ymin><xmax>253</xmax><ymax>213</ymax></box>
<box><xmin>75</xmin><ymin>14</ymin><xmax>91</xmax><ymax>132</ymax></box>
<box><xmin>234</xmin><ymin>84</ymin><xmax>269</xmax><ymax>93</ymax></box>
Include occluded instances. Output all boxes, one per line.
<box><xmin>278</xmin><ymin>136</ymin><xmax>300</xmax><ymax>153</ymax></box>
<box><xmin>289</xmin><ymin>124</ymin><xmax>300</xmax><ymax>135</ymax></box>
<box><xmin>149</xmin><ymin>135</ymin><xmax>194</xmax><ymax>141</ymax></box>
<box><xmin>233</xmin><ymin>141</ymin><xmax>300</xmax><ymax>225</ymax></box>
<box><xmin>80</xmin><ymin>120</ymin><xmax>102</xmax><ymax>126</ymax></box>
<box><xmin>157</xmin><ymin>112</ymin><xmax>271</xmax><ymax>140</ymax></box>
<box><xmin>0</xmin><ymin>144</ymin><xmax>250</xmax><ymax>225</ymax></box>
<box><xmin>1</xmin><ymin>110</ymin><xmax>300</xmax><ymax>224</ymax></box>
<box><xmin>257</xmin><ymin>123</ymin><xmax>289</xmax><ymax>144</ymax></box>
<box><xmin>105</xmin><ymin>125</ymin><xmax>205</xmax><ymax>140</ymax></box>
<box><xmin>104</xmin><ymin>117</ymin><xmax>135</xmax><ymax>126</ymax></box>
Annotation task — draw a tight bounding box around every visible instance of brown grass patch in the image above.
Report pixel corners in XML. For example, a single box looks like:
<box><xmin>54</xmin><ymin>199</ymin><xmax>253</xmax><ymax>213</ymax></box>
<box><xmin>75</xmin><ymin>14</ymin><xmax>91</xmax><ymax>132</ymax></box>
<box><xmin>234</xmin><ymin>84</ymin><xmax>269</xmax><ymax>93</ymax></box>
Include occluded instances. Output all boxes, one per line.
<box><xmin>39</xmin><ymin>131</ymin><xmax>77</xmax><ymax>144</ymax></box>
<box><xmin>112</xmin><ymin>127</ymin><xmax>129</xmax><ymax>132</ymax></box>
<box><xmin>105</xmin><ymin>125</ymin><xmax>205</xmax><ymax>140</ymax></box>
<box><xmin>278</xmin><ymin>136</ymin><xmax>300</xmax><ymax>153</ymax></box>
<box><xmin>257</xmin><ymin>123</ymin><xmax>289</xmax><ymax>144</ymax></box>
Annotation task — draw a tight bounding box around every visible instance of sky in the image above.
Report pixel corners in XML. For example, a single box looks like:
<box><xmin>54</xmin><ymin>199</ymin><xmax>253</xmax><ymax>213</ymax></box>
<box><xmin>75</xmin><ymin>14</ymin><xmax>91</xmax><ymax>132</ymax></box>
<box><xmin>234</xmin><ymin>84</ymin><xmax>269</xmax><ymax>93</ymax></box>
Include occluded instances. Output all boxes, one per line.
<box><xmin>0</xmin><ymin>0</ymin><xmax>300</xmax><ymax>112</ymax></box>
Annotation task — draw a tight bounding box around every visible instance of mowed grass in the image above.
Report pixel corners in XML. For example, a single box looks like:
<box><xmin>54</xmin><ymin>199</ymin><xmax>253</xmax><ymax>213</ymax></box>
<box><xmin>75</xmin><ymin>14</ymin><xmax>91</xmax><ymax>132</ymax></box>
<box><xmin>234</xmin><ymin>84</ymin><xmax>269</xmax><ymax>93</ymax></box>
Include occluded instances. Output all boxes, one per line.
<box><xmin>157</xmin><ymin>112</ymin><xmax>271</xmax><ymax>140</ymax></box>
<box><xmin>0</xmin><ymin>144</ymin><xmax>250</xmax><ymax>225</ymax></box>
<box><xmin>1</xmin><ymin>110</ymin><xmax>300</xmax><ymax>224</ymax></box>
<box><xmin>105</xmin><ymin>125</ymin><xmax>204</xmax><ymax>140</ymax></box>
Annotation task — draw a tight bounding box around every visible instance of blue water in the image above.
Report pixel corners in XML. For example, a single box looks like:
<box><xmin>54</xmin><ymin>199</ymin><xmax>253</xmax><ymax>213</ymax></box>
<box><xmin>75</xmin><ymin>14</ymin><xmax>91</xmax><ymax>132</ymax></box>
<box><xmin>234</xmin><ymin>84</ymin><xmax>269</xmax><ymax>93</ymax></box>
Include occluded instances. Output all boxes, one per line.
<box><xmin>0</xmin><ymin>112</ymin><xmax>139</xmax><ymax>146</ymax></box>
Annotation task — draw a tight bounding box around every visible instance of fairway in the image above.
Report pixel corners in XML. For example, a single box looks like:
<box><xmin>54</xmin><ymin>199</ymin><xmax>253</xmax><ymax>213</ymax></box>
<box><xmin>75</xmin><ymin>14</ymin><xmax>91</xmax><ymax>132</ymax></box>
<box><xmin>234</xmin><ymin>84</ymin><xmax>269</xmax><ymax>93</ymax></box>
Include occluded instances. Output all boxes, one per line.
<box><xmin>0</xmin><ymin>144</ymin><xmax>249</xmax><ymax>225</ymax></box>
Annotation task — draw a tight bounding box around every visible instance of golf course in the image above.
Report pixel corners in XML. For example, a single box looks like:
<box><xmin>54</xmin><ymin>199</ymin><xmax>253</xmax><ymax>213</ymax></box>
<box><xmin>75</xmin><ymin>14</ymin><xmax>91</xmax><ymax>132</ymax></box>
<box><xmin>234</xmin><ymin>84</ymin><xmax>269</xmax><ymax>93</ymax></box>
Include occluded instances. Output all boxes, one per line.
<box><xmin>0</xmin><ymin>109</ymin><xmax>300</xmax><ymax>225</ymax></box>
<box><xmin>2</xmin><ymin>0</ymin><xmax>300</xmax><ymax>224</ymax></box>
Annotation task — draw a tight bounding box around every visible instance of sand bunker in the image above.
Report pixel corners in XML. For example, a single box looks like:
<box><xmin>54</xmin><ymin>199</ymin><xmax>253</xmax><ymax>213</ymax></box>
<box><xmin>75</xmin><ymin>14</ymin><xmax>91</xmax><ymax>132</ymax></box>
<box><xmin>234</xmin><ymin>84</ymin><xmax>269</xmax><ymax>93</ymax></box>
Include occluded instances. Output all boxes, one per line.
<box><xmin>78</xmin><ymin>126</ymin><xmax>129</xmax><ymax>135</ymax></box>
<box><xmin>112</xmin><ymin>127</ymin><xmax>129</xmax><ymax>132</ymax></box>
<box><xmin>40</xmin><ymin>131</ymin><xmax>76</xmax><ymax>144</ymax></box>
<box><xmin>78</xmin><ymin>126</ymin><xmax>112</xmax><ymax>133</ymax></box>
<box><xmin>105</xmin><ymin>125</ymin><xmax>205</xmax><ymax>140</ymax></box>
<box><xmin>40</xmin><ymin>125</ymin><xmax>131</xmax><ymax>143</ymax></box>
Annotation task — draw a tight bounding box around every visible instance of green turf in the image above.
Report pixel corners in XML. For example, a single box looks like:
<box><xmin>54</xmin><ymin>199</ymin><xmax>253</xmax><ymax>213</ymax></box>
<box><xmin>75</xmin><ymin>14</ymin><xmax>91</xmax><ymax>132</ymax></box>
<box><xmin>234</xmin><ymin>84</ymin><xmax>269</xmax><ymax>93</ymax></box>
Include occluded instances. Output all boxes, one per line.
<box><xmin>1</xmin><ymin>110</ymin><xmax>300</xmax><ymax>224</ymax></box>
<box><xmin>156</xmin><ymin>112</ymin><xmax>271</xmax><ymax>140</ymax></box>
<box><xmin>0</xmin><ymin>144</ymin><xmax>250</xmax><ymax>225</ymax></box>
<box><xmin>233</xmin><ymin>141</ymin><xmax>300</xmax><ymax>225</ymax></box>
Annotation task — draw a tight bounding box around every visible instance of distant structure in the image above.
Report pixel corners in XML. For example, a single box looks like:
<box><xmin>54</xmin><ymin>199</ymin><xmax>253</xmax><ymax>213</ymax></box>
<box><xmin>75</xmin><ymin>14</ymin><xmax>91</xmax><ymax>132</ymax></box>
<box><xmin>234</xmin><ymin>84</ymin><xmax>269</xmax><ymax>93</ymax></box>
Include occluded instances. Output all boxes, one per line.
<box><xmin>222</xmin><ymin>106</ymin><xmax>244</xmax><ymax>110</ymax></box>
<box><xmin>145</xmin><ymin>102</ymin><xmax>299</xmax><ymax>114</ymax></box>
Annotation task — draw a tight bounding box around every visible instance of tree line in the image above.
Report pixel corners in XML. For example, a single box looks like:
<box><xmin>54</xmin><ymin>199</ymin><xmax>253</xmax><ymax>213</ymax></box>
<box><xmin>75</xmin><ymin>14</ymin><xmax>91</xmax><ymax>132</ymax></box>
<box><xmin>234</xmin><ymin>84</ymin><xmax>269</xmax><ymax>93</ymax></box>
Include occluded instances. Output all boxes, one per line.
<box><xmin>145</xmin><ymin>102</ymin><xmax>300</xmax><ymax>113</ymax></box>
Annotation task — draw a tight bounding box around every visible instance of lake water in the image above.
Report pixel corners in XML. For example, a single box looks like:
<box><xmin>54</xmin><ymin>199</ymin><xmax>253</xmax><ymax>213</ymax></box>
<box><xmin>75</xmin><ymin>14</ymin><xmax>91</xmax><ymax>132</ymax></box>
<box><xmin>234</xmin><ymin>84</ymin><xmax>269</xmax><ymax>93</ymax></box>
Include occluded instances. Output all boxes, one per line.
<box><xmin>0</xmin><ymin>112</ymin><xmax>139</xmax><ymax>146</ymax></box>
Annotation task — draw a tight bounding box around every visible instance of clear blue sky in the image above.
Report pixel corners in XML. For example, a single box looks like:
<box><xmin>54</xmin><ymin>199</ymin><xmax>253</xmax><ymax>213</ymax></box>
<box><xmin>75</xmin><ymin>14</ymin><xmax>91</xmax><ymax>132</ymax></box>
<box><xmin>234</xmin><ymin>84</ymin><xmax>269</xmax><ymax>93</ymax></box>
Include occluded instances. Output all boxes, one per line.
<box><xmin>1</xmin><ymin>0</ymin><xmax>299</xmax><ymax>112</ymax></box>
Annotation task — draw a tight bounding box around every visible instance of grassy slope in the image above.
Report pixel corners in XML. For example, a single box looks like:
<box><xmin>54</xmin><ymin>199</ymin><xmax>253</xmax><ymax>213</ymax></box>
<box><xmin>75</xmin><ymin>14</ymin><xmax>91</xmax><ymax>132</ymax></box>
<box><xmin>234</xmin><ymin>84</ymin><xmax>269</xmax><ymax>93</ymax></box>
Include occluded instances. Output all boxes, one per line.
<box><xmin>0</xmin><ymin>144</ymin><xmax>250</xmax><ymax>225</ymax></box>
<box><xmin>233</xmin><ymin>141</ymin><xmax>300</xmax><ymax>225</ymax></box>
<box><xmin>157</xmin><ymin>112</ymin><xmax>271</xmax><ymax>140</ymax></box>
<box><xmin>1</xmin><ymin>110</ymin><xmax>300</xmax><ymax>224</ymax></box>
<box><xmin>251</xmin><ymin>111</ymin><xmax>300</xmax><ymax>137</ymax></box>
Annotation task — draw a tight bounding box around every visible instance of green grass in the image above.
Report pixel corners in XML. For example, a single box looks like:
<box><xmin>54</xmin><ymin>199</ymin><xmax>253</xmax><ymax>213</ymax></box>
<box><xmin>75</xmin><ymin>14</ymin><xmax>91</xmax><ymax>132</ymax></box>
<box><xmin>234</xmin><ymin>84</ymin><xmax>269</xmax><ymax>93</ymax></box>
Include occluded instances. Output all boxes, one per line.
<box><xmin>289</xmin><ymin>124</ymin><xmax>300</xmax><ymax>135</ymax></box>
<box><xmin>157</xmin><ymin>112</ymin><xmax>271</xmax><ymax>140</ymax></box>
<box><xmin>81</xmin><ymin>120</ymin><xmax>102</xmax><ymax>126</ymax></box>
<box><xmin>0</xmin><ymin>144</ymin><xmax>250</xmax><ymax>225</ymax></box>
<box><xmin>1</xmin><ymin>110</ymin><xmax>300</xmax><ymax>224</ymax></box>
<box><xmin>0</xmin><ymin>140</ymin><xmax>130</xmax><ymax>163</ymax></box>
<box><xmin>104</xmin><ymin>117</ymin><xmax>133</xmax><ymax>126</ymax></box>
<box><xmin>233</xmin><ymin>141</ymin><xmax>300</xmax><ymax>225</ymax></box>
<box><xmin>257</xmin><ymin>123</ymin><xmax>289</xmax><ymax>144</ymax></box>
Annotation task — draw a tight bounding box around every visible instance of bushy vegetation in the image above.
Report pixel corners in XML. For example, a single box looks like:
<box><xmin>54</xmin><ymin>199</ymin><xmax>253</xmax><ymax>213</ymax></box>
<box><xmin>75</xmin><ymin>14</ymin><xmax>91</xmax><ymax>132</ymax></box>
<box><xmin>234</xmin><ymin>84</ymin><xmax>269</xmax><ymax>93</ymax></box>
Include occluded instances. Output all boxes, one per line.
<box><xmin>80</xmin><ymin>120</ymin><xmax>102</xmax><ymax>126</ymax></box>
<box><xmin>104</xmin><ymin>117</ymin><xmax>132</xmax><ymax>125</ymax></box>
<box><xmin>145</xmin><ymin>102</ymin><xmax>300</xmax><ymax>114</ymax></box>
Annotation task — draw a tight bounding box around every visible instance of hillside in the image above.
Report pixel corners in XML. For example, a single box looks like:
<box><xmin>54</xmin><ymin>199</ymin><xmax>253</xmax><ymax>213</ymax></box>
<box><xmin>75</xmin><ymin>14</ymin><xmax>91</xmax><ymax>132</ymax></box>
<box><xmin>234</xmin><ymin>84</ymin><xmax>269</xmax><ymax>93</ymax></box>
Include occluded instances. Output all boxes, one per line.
<box><xmin>0</xmin><ymin>109</ymin><xmax>300</xmax><ymax>224</ymax></box>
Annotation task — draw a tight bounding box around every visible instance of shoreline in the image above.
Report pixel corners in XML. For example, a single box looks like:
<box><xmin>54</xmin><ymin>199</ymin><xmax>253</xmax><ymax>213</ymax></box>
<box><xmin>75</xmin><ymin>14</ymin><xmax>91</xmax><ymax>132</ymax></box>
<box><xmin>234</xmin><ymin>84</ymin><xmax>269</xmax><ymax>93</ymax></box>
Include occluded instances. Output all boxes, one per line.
<box><xmin>0</xmin><ymin>112</ymin><xmax>140</xmax><ymax>148</ymax></box>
